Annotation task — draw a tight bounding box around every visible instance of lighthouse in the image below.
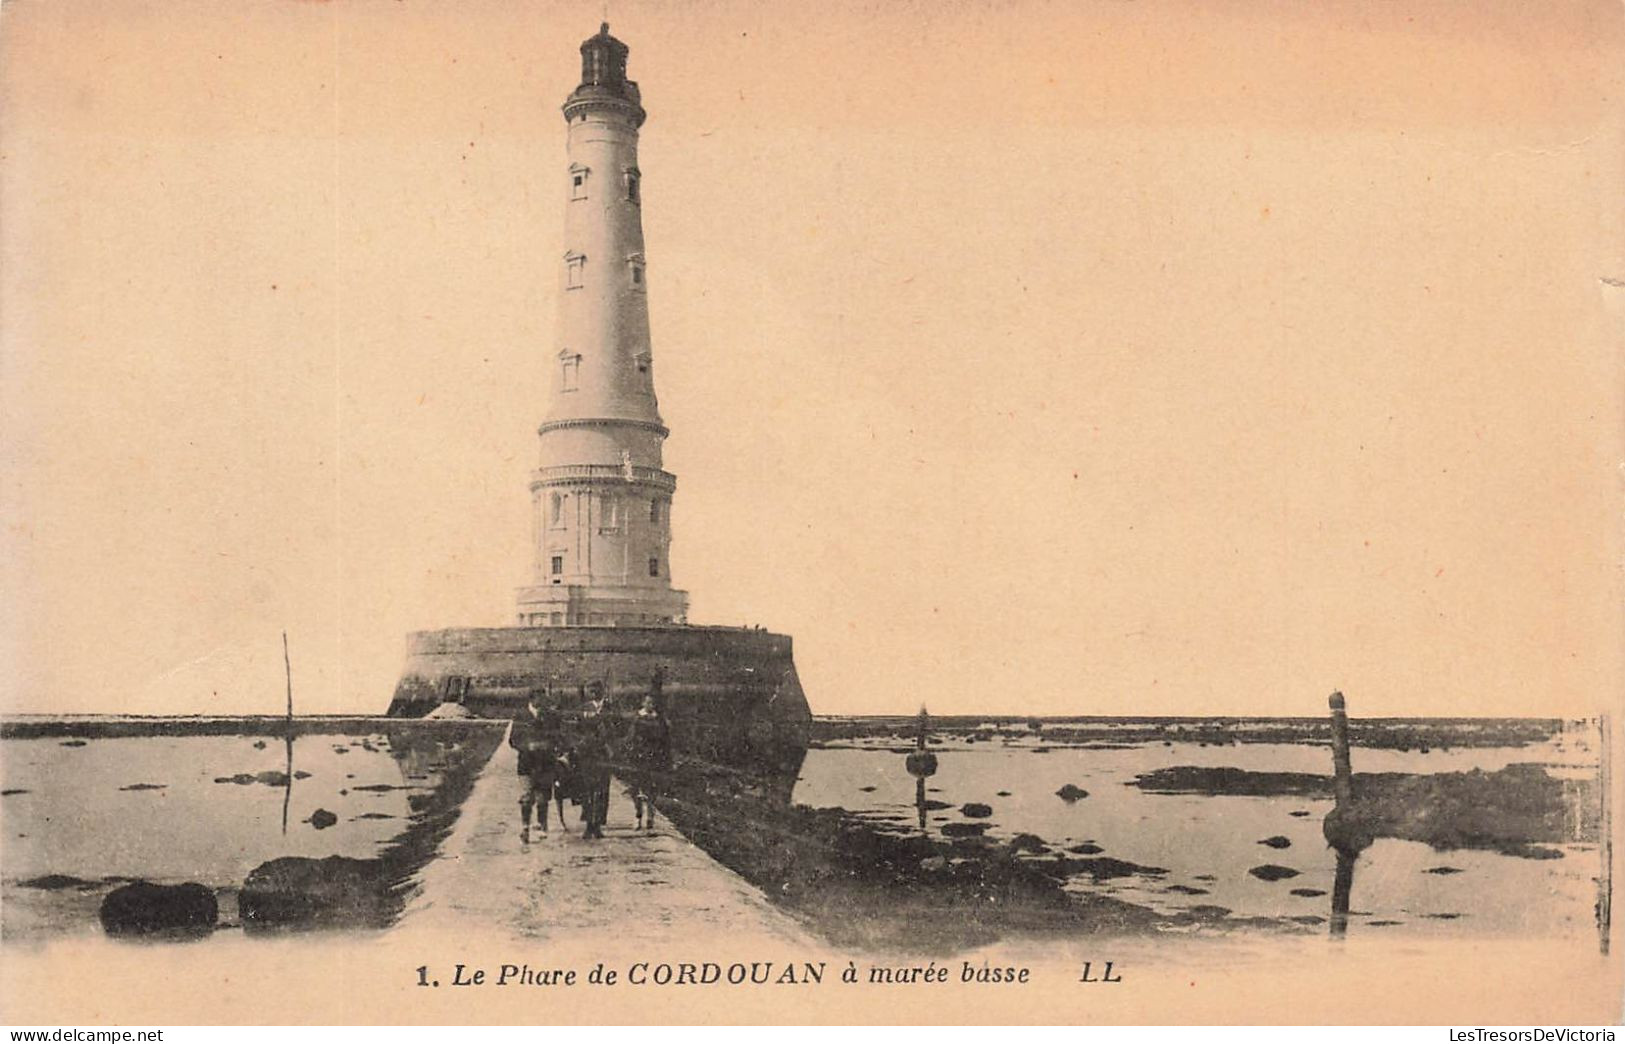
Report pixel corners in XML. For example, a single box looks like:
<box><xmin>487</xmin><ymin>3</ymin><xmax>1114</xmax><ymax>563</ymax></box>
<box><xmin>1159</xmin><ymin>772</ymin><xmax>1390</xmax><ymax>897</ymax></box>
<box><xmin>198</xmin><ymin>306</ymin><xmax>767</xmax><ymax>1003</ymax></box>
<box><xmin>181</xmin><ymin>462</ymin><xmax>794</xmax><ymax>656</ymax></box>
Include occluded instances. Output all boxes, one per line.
<box><xmin>389</xmin><ymin>25</ymin><xmax>808</xmax><ymax>748</ymax></box>
<box><xmin>516</xmin><ymin>24</ymin><xmax>689</xmax><ymax>628</ymax></box>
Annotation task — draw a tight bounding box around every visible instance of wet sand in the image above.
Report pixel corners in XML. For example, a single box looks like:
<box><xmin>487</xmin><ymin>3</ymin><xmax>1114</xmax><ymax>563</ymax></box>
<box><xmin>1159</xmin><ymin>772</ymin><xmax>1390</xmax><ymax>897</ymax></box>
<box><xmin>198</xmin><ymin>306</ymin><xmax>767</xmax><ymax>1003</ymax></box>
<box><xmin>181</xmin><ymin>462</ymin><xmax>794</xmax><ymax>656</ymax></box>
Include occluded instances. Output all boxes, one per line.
<box><xmin>0</xmin><ymin>714</ymin><xmax>1604</xmax><ymax>952</ymax></box>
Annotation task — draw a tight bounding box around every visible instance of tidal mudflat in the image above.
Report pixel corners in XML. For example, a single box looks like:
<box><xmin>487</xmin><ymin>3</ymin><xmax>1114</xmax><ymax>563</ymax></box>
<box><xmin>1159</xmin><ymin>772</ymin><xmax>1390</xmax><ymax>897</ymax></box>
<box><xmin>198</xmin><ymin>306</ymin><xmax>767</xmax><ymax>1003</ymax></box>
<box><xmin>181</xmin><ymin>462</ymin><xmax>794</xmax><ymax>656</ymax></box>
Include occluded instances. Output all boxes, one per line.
<box><xmin>0</xmin><ymin>715</ymin><xmax>1603</xmax><ymax>956</ymax></box>
<box><xmin>0</xmin><ymin>721</ymin><xmax>502</xmax><ymax>942</ymax></box>
<box><xmin>775</xmin><ymin>718</ymin><xmax>1601</xmax><ymax>948</ymax></box>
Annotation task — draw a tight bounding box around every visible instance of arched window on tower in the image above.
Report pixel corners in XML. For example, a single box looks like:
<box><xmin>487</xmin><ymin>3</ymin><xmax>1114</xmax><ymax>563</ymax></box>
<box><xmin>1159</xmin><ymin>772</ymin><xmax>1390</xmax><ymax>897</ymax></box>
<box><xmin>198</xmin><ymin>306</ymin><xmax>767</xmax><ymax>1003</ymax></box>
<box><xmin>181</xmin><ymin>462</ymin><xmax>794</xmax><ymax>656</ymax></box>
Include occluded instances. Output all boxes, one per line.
<box><xmin>559</xmin><ymin>351</ymin><xmax>581</xmax><ymax>392</ymax></box>
<box><xmin>624</xmin><ymin>167</ymin><xmax>641</xmax><ymax>205</ymax></box>
<box><xmin>600</xmin><ymin>495</ymin><xmax>621</xmax><ymax>533</ymax></box>
<box><xmin>549</xmin><ymin>492</ymin><xmax>566</xmax><ymax>528</ymax></box>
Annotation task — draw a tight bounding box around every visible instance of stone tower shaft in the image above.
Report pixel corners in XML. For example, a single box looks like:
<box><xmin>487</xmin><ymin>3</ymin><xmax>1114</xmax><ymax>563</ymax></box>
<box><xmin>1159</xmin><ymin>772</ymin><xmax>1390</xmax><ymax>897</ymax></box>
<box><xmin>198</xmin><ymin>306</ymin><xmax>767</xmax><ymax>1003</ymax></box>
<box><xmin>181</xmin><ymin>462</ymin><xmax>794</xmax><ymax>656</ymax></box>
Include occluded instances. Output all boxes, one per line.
<box><xmin>517</xmin><ymin>24</ymin><xmax>688</xmax><ymax>628</ymax></box>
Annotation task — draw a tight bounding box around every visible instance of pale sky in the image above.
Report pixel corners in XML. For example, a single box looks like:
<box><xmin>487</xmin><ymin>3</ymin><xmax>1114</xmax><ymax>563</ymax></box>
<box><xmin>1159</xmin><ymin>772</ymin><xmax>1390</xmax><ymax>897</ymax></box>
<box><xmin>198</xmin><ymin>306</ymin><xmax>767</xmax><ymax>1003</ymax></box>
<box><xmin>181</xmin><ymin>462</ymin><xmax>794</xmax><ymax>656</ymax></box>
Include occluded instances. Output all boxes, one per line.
<box><xmin>3</xmin><ymin>0</ymin><xmax>1622</xmax><ymax>718</ymax></box>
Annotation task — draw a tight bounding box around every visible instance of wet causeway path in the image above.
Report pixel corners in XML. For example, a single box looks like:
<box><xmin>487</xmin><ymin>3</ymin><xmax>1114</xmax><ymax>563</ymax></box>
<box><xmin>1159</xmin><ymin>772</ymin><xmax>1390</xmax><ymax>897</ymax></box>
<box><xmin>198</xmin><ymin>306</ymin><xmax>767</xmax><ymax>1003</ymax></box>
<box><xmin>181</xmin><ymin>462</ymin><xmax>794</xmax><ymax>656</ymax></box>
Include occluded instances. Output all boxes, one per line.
<box><xmin>399</xmin><ymin>728</ymin><xmax>815</xmax><ymax>947</ymax></box>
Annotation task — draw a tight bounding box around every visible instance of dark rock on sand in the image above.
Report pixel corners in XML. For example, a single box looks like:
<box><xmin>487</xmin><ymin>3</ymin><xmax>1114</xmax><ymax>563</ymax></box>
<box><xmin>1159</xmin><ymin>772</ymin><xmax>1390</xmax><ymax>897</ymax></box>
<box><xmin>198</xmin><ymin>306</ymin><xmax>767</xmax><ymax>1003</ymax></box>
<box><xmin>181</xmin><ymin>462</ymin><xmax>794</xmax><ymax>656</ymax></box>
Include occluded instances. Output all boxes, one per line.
<box><xmin>1134</xmin><ymin>767</ymin><xmax>1329</xmax><ymax>797</ymax></box>
<box><xmin>1138</xmin><ymin>763</ymin><xmax>1596</xmax><ymax>857</ymax></box>
<box><xmin>960</xmin><ymin>803</ymin><xmax>994</xmax><ymax>818</ymax></box>
<box><xmin>294</xmin><ymin>771</ymin><xmax>312</xmax><ymax>779</ymax></box>
<box><xmin>858</xmin><ymin>785</ymin><xmax>877</xmax><ymax>793</ymax></box>
<box><xmin>996</xmin><ymin>791</ymin><xmax>1012</xmax><ymax>797</ymax></box>
<box><xmin>0</xmin><ymin>789</ymin><xmax>28</xmax><ymax>796</ymax></box>
<box><xmin>119</xmin><ymin>783</ymin><xmax>167</xmax><ymax>792</ymax></box>
<box><xmin>1366</xmin><ymin>920</ymin><xmax>1404</xmax><ymax>927</ymax></box>
<box><xmin>1053</xmin><ymin>856</ymin><xmax>1169</xmax><ymax>881</ymax></box>
<box><xmin>1288</xmin><ymin>810</ymin><xmax>1311</xmax><ymax>817</ymax></box>
<box><xmin>923</xmin><ymin>800</ymin><xmax>952</xmax><ymax>811</ymax></box>
<box><xmin>240</xmin><ymin>856</ymin><xmax>390</xmax><ymax>930</ymax></box>
<box><xmin>1426</xmin><ymin>913</ymin><xmax>1464</xmax><ymax>920</ymax></box>
<box><xmin>1289</xmin><ymin>888</ymin><xmax>1327</xmax><ymax>897</ymax></box>
<box><xmin>1423</xmin><ymin>866</ymin><xmax>1465</xmax><ymax>875</ymax></box>
<box><xmin>1055</xmin><ymin>784</ymin><xmax>1089</xmax><ymax>801</ymax></box>
<box><xmin>1248</xmin><ymin>864</ymin><xmax>1301</xmax><ymax>882</ymax></box>
<box><xmin>1184</xmin><ymin>904</ymin><xmax>1232</xmax><ymax>919</ymax></box>
<box><xmin>352</xmin><ymin>784</ymin><xmax>406</xmax><ymax>792</ymax></box>
<box><xmin>19</xmin><ymin>874</ymin><xmax>99</xmax><ymax>890</ymax></box>
<box><xmin>100</xmin><ymin>881</ymin><xmax>217</xmax><ymax>936</ymax></box>
<box><xmin>1289</xmin><ymin>915</ymin><xmax>1325</xmax><ymax>926</ymax></box>
<box><xmin>253</xmin><ymin>740</ymin><xmax>267</xmax><ymax>749</ymax></box>
<box><xmin>1503</xmin><ymin>844</ymin><xmax>1564</xmax><ymax>860</ymax></box>
<box><xmin>941</xmin><ymin>822</ymin><xmax>990</xmax><ymax>838</ymax></box>
<box><xmin>61</xmin><ymin>740</ymin><xmax>87</xmax><ymax>747</ymax></box>
<box><xmin>307</xmin><ymin>809</ymin><xmax>338</xmax><ymax>830</ymax></box>
<box><xmin>212</xmin><ymin>771</ymin><xmax>292</xmax><ymax>787</ymax></box>
<box><xmin>355</xmin><ymin>812</ymin><xmax>396</xmax><ymax>820</ymax></box>
<box><xmin>1008</xmin><ymin>833</ymin><xmax>1049</xmax><ymax>854</ymax></box>
<box><xmin>1068</xmin><ymin>843</ymin><xmax>1104</xmax><ymax>855</ymax></box>
<box><xmin>1258</xmin><ymin>835</ymin><xmax>1292</xmax><ymax>849</ymax></box>
<box><xmin>1164</xmin><ymin>884</ymin><xmax>1209</xmax><ymax>895</ymax></box>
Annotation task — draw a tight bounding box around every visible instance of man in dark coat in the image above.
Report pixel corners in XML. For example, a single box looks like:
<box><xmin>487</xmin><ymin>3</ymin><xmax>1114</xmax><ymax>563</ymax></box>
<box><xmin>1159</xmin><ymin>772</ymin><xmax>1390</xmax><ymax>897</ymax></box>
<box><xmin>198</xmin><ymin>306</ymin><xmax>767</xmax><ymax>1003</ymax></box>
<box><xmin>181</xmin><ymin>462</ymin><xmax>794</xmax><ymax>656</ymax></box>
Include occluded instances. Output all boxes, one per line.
<box><xmin>509</xmin><ymin>690</ymin><xmax>562</xmax><ymax>843</ymax></box>
<box><xmin>576</xmin><ymin>697</ymin><xmax>614</xmax><ymax>839</ymax></box>
<box><xmin>626</xmin><ymin>693</ymin><xmax>671</xmax><ymax>830</ymax></box>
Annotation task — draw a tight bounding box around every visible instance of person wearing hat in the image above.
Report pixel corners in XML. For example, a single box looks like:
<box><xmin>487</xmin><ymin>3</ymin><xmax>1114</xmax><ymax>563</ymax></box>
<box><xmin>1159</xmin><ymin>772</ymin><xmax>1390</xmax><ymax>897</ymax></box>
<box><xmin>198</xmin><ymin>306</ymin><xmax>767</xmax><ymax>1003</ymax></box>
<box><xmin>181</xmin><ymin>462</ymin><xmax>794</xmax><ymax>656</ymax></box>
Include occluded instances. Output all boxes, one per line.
<box><xmin>509</xmin><ymin>688</ymin><xmax>563</xmax><ymax>843</ymax></box>
<box><xmin>576</xmin><ymin>688</ymin><xmax>614</xmax><ymax>839</ymax></box>
<box><xmin>626</xmin><ymin>692</ymin><xmax>671</xmax><ymax>831</ymax></box>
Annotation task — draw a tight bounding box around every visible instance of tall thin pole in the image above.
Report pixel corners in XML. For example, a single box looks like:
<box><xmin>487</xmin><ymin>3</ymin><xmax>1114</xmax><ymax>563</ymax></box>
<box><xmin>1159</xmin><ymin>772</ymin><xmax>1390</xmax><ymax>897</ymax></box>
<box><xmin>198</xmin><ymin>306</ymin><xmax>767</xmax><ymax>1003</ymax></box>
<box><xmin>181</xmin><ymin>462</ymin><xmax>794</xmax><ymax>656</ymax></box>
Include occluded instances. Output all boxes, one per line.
<box><xmin>1328</xmin><ymin>690</ymin><xmax>1354</xmax><ymax>808</ymax></box>
<box><xmin>1324</xmin><ymin>690</ymin><xmax>1369</xmax><ymax>938</ymax></box>
<box><xmin>281</xmin><ymin>630</ymin><xmax>294</xmax><ymax>834</ymax></box>
<box><xmin>283</xmin><ymin>630</ymin><xmax>294</xmax><ymax>723</ymax></box>
<box><xmin>1330</xmin><ymin>849</ymin><xmax>1356</xmax><ymax>938</ymax></box>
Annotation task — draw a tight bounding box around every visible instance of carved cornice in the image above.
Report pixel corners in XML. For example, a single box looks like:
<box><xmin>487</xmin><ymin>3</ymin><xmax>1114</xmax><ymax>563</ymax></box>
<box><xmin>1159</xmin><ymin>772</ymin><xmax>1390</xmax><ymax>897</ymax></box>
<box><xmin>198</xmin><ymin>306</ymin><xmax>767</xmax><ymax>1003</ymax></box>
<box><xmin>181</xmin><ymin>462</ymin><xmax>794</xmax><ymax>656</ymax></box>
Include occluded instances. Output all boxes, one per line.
<box><xmin>538</xmin><ymin>417</ymin><xmax>668</xmax><ymax>438</ymax></box>
<box><xmin>530</xmin><ymin>464</ymin><xmax>677</xmax><ymax>492</ymax></box>
<box><xmin>562</xmin><ymin>93</ymin><xmax>646</xmax><ymax>128</ymax></box>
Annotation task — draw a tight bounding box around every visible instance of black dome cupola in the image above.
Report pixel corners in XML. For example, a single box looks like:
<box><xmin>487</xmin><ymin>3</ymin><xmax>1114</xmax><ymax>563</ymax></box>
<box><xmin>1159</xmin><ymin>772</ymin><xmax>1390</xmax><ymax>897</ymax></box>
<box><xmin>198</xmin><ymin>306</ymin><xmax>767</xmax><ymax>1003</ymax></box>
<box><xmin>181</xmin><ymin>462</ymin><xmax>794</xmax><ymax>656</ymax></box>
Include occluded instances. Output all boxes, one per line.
<box><xmin>564</xmin><ymin>23</ymin><xmax>645</xmax><ymax>125</ymax></box>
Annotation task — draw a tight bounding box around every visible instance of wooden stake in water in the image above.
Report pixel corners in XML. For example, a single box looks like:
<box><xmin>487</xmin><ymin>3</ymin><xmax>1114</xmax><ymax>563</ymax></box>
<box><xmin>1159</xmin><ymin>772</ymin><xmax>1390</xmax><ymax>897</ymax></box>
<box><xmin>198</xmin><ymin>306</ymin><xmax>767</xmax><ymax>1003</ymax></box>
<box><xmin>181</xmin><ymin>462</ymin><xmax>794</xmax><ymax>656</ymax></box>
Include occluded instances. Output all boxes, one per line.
<box><xmin>906</xmin><ymin>706</ymin><xmax>938</xmax><ymax>832</ymax></box>
<box><xmin>281</xmin><ymin>630</ymin><xmax>295</xmax><ymax>835</ymax></box>
<box><xmin>1331</xmin><ymin>849</ymin><xmax>1356</xmax><ymax>939</ymax></box>
<box><xmin>1329</xmin><ymin>690</ymin><xmax>1354</xmax><ymax>808</ymax></box>
<box><xmin>1323</xmin><ymin>690</ymin><xmax>1367</xmax><ymax>938</ymax></box>
<box><xmin>283</xmin><ymin>630</ymin><xmax>294</xmax><ymax>722</ymax></box>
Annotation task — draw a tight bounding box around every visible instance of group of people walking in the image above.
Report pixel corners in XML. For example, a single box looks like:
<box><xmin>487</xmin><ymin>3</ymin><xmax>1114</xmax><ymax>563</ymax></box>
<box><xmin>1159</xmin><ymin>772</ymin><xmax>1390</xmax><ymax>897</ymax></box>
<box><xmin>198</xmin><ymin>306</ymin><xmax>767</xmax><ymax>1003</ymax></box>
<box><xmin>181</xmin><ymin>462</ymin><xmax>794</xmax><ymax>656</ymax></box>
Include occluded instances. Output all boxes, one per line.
<box><xmin>508</xmin><ymin>681</ymin><xmax>672</xmax><ymax>844</ymax></box>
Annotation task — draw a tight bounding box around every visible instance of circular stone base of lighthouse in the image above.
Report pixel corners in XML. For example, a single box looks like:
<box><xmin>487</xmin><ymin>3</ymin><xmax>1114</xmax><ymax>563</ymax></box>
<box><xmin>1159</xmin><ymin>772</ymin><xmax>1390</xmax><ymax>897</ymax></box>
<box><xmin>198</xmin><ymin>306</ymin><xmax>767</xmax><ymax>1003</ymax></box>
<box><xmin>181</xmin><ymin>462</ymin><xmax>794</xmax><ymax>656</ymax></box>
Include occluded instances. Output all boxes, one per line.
<box><xmin>384</xmin><ymin>625</ymin><xmax>812</xmax><ymax>763</ymax></box>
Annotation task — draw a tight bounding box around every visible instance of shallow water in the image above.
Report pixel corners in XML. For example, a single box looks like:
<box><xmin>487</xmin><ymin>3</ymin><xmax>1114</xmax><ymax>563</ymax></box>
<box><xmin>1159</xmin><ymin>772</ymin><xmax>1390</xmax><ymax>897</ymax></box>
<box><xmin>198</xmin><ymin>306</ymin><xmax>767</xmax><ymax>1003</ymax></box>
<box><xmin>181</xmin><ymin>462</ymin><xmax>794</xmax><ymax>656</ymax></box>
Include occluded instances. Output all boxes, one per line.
<box><xmin>0</xmin><ymin>720</ymin><xmax>1603</xmax><ymax>948</ymax></box>
<box><xmin>791</xmin><ymin>737</ymin><xmax>1601</xmax><ymax>940</ymax></box>
<box><xmin>0</xmin><ymin>729</ymin><xmax>484</xmax><ymax>940</ymax></box>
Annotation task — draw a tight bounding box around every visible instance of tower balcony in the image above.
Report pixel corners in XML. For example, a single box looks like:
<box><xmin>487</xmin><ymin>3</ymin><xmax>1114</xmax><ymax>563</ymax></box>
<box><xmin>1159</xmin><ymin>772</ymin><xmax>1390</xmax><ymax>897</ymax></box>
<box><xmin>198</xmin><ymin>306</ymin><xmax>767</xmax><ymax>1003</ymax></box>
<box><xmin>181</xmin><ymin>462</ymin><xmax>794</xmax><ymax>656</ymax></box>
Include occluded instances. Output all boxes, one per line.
<box><xmin>529</xmin><ymin>463</ymin><xmax>676</xmax><ymax>492</ymax></box>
